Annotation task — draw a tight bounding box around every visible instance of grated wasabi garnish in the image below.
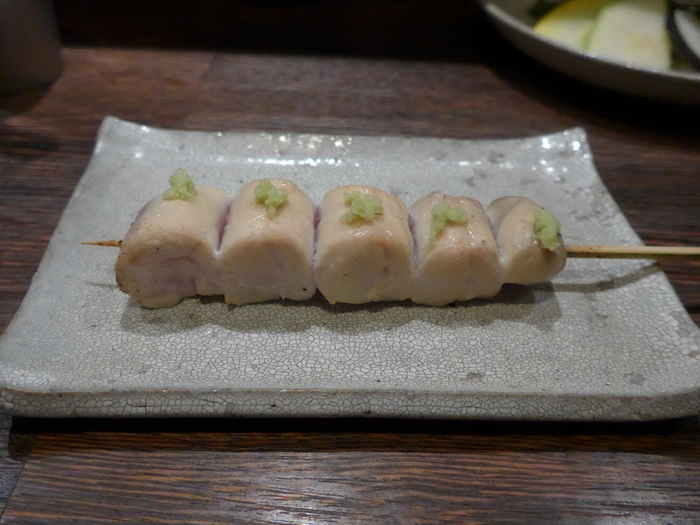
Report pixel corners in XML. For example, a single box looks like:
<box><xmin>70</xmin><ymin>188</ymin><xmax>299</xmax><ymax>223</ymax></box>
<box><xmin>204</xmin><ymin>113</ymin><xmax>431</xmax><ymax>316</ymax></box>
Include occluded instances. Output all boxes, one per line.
<box><xmin>534</xmin><ymin>208</ymin><xmax>562</xmax><ymax>251</ymax></box>
<box><xmin>163</xmin><ymin>169</ymin><xmax>198</xmax><ymax>201</ymax></box>
<box><xmin>429</xmin><ymin>202</ymin><xmax>469</xmax><ymax>243</ymax></box>
<box><xmin>254</xmin><ymin>179</ymin><xmax>289</xmax><ymax>218</ymax></box>
<box><xmin>340</xmin><ymin>191</ymin><xmax>384</xmax><ymax>223</ymax></box>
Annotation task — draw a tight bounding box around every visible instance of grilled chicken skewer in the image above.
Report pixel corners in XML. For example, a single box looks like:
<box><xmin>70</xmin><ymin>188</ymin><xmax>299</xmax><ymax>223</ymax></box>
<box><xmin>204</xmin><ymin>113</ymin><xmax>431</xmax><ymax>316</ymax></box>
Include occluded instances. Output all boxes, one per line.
<box><xmin>84</xmin><ymin>240</ymin><xmax>700</xmax><ymax>259</ymax></box>
<box><xmin>85</xmin><ymin>173</ymin><xmax>700</xmax><ymax>308</ymax></box>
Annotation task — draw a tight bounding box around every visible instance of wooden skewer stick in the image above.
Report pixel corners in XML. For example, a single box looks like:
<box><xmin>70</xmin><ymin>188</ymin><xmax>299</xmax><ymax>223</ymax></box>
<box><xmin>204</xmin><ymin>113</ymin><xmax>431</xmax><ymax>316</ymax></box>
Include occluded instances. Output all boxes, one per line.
<box><xmin>82</xmin><ymin>240</ymin><xmax>122</xmax><ymax>247</ymax></box>
<box><xmin>82</xmin><ymin>240</ymin><xmax>699</xmax><ymax>260</ymax></box>
<box><xmin>566</xmin><ymin>245</ymin><xmax>700</xmax><ymax>260</ymax></box>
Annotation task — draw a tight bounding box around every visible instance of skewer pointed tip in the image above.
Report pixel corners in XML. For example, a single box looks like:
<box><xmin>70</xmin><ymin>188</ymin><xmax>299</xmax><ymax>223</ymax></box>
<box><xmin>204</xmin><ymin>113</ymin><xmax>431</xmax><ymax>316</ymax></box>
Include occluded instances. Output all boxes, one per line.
<box><xmin>82</xmin><ymin>240</ymin><xmax>122</xmax><ymax>247</ymax></box>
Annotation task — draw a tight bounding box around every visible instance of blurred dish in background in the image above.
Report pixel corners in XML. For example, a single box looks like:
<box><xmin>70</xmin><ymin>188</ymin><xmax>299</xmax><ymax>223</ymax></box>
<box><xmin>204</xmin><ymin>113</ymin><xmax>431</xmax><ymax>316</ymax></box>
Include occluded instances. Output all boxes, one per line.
<box><xmin>669</xmin><ymin>4</ymin><xmax>700</xmax><ymax>70</ymax></box>
<box><xmin>479</xmin><ymin>0</ymin><xmax>700</xmax><ymax>105</ymax></box>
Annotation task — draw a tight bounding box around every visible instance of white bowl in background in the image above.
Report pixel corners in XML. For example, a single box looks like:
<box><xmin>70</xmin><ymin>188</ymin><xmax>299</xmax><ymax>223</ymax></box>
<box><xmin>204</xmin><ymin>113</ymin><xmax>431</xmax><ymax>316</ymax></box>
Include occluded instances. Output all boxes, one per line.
<box><xmin>479</xmin><ymin>0</ymin><xmax>700</xmax><ymax>105</ymax></box>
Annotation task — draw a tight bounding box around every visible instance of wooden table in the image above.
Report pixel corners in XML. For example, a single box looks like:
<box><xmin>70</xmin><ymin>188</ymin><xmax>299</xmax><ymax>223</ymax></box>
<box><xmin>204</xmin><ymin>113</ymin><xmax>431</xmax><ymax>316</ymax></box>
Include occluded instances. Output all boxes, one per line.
<box><xmin>1</xmin><ymin>1</ymin><xmax>699</xmax><ymax>522</ymax></box>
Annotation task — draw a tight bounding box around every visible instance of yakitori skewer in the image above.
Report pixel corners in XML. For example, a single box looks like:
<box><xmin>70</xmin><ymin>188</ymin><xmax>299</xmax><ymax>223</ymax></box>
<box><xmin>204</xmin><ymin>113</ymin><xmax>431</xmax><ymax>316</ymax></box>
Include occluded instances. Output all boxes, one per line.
<box><xmin>83</xmin><ymin>172</ymin><xmax>699</xmax><ymax>308</ymax></box>
<box><xmin>82</xmin><ymin>243</ymin><xmax>700</xmax><ymax>260</ymax></box>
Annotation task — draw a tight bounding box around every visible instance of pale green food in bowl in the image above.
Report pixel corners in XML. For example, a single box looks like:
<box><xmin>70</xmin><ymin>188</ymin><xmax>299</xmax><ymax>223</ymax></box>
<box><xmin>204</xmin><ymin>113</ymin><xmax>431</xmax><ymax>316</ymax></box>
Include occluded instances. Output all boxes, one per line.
<box><xmin>534</xmin><ymin>0</ymin><xmax>672</xmax><ymax>70</ymax></box>
<box><xmin>479</xmin><ymin>0</ymin><xmax>700</xmax><ymax>104</ymax></box>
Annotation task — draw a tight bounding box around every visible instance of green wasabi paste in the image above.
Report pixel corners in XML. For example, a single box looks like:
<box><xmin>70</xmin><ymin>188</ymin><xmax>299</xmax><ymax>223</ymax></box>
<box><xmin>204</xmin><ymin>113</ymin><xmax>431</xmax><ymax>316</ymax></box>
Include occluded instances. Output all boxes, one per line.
<box><xmin>340</xmin><ymin>191</ymin><xmax>384</xmax><ymax>223</ymax></box>
<box><xmin>534</xmin><ymin>208</ymin><xmax>562</xmax><ymax>251</ymax></box>
<box><xmin>163</xmin><ymin>169</ymin><xmax>198</xmax><ymax>201</ymax></box>
<box><xmin>254</xmin><ymin>179</ymin><xmax>288</xmax><ymax>218</ymax></box>
<box><xmin>429</xmin><ymin>202</ymin><xmax>469</xmax><ymax>243</ymax></box>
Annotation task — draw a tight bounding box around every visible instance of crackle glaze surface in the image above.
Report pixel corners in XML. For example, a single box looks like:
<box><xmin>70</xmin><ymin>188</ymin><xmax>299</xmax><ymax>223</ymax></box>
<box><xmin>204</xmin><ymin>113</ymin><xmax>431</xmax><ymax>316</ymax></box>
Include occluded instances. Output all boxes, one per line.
<box><xmin>1</xmin><ymin>117</ymin><xmax>698</xmax><ymax>420</ymax></box>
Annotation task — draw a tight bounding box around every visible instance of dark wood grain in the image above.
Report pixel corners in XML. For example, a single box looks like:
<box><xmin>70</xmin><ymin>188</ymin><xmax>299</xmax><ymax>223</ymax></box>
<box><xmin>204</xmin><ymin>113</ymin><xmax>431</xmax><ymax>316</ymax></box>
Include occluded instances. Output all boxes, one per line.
<box><xmin>1</xmin><ymin>1</ymin><xmax>699</xmax><ymax>522</ymax></box>
<box><xmin>4</xmin><ymin>417</ymin><xmax>700</xmax><ymax>524</ymax></box>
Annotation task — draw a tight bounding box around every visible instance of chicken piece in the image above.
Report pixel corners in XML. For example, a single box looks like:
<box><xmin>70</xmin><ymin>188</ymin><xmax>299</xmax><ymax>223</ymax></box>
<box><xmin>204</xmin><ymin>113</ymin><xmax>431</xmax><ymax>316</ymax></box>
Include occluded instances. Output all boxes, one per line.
<box><xmin>487</xmin><ymin>196</ymin><xmax>567</xmax><ymax>285</ymax></box>
<box><xmin>219</xmin><ymin>179</ymin><xmax>316</xmax><ymax>305</ymax></box>
<box><xmin>410</xmin><ymin>194</ymin><xmax>503</xmax><ymax>305</ymax></box>
<box><xmin>314</xmin><ymin>185</ymin><xmax>413</xmax><ymax>304</ymax></box>
<box><xmin>115</xmin><ymin>186</ymin><xmax>231</xmax><ymax>308</ymax></box>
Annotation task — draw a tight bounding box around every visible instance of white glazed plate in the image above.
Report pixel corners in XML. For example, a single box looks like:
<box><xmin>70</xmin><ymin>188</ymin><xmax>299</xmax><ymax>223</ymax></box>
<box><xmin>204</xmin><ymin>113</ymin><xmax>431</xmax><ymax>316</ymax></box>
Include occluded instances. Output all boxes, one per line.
<box><xmin>480</xmin><ymin>0</ymin><xmax>700</xmax><ymax>105</ymax></box>
<box><xmin>0</xmin><ymin>117</ymin><xmax>698</xmax><ymax>420</ymax></box>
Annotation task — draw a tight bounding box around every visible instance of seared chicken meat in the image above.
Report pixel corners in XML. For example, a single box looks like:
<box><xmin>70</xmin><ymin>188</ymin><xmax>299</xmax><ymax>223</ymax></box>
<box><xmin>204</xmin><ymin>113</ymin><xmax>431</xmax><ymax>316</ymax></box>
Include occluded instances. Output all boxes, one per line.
<box><xmin>487</xmin><ymin>196</ymin><xmax>566</xmax><ymax>285</ymax></box>
<box><xmin>219</xmin><ymin>179</ymin><xmax>316</xmax><ymax>305</ymax></box>
<box><xmin>313</xmin><ymin>185</ymin><xmax>413</xmax><ymax>304</ymax></box>
<box><xmin>115</xmin><ymin>186</ymin><xmax>230</xmax><ymax>308</ymax></box>
<box><xmin>410</xmin><ymin>194</ymin><xmax>503</xmax><ymax>305</ymax></box>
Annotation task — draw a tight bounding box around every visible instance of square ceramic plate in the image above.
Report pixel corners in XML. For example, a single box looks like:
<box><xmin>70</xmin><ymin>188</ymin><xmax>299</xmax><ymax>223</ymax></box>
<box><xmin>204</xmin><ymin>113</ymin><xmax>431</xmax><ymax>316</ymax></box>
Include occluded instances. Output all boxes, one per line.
<box><xmin>1</xmin><ymin>116</ymin><xmax>698</xmax><ymax>420</ymax></box>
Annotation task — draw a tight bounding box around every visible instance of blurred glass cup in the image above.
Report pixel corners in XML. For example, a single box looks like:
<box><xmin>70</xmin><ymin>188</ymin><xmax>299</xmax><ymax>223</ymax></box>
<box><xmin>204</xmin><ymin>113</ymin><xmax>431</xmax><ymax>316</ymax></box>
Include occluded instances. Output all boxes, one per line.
<box><xmin>0</xmin><ymin>0</ymin><xmax>63</xmax><ymax>96</ymax></box>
